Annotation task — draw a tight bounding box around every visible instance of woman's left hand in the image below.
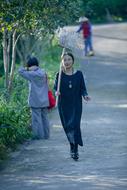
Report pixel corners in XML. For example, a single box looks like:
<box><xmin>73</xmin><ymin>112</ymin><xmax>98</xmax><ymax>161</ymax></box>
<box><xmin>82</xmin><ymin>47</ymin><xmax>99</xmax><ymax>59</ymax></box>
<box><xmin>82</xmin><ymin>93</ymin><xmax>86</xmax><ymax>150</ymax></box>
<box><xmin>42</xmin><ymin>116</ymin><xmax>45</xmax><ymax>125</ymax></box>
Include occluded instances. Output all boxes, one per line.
<box><xmin>84</xmin><ymin>96</ymin><xmax>91</xmax><ymax>101</ymax></box>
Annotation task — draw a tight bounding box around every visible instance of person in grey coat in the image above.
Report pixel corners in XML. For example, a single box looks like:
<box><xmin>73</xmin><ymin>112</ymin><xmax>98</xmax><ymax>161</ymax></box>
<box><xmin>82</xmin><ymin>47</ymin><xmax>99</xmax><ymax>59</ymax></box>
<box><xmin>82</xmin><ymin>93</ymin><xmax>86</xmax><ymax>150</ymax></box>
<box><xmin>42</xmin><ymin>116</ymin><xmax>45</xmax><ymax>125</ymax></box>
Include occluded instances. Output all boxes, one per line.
<box><xmin>19</xmin><ymin>57</ymin><xmax>50</xmax><ymax>139</ymax></box>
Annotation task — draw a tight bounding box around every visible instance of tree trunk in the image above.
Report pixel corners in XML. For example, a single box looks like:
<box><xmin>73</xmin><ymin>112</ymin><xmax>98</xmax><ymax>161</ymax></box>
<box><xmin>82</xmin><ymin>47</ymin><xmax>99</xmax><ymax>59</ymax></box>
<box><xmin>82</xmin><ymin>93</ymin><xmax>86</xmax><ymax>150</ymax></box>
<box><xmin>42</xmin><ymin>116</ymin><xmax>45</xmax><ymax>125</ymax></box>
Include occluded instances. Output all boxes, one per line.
<box><xmin>3</xmin><ymin>30</ymin><xmax>9</xmax><ymax>89</ymax></box>
<box><xmin>8</xmin><ymin>29</ymin><xmax>17</xmax><ymax>93</ymax></box>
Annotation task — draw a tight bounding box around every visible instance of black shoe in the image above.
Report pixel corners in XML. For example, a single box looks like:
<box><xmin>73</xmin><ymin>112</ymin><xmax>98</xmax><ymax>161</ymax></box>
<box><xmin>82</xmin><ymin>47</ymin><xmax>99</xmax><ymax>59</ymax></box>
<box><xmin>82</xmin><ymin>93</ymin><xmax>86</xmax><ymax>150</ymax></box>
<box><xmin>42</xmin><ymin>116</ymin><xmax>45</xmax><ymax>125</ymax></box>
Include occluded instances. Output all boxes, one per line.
<box><xmin>73</xmin><ymin>152</ymin><xmax>79</xmax><ymax>161</ymax></box>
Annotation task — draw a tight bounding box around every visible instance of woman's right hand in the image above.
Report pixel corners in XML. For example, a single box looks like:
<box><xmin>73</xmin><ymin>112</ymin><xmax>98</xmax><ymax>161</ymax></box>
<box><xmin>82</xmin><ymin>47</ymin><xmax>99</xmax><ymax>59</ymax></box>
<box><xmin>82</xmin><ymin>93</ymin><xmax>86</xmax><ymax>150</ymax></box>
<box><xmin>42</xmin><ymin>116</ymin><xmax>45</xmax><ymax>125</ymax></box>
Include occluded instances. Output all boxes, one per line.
<box><xmin>55</xmin><ymin>91</ymin><xmax>60</xmax><ymax>96</ymax></box>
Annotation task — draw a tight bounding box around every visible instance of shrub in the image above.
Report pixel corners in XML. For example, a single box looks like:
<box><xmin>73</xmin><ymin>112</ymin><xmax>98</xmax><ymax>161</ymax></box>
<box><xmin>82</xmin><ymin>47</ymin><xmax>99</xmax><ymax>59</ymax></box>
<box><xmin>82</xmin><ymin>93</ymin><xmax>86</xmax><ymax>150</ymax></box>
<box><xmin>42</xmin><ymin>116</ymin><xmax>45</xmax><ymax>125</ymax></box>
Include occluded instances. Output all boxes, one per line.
<box><xmin>0</xmin><ymin>74</ymin><xmax>32</xmax><ymax>161</ymax></box>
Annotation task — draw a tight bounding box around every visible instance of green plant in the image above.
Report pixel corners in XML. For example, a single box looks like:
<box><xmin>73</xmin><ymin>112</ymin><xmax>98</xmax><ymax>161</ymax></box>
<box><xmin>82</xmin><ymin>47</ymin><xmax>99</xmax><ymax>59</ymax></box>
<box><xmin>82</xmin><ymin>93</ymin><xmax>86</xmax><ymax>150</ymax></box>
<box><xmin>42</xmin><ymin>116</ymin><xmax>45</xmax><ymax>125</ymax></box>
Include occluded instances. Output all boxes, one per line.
<box><xmin>0</xmin><ymin>74</ymin><xmax>32</xmax><ymax>156</ymax></box>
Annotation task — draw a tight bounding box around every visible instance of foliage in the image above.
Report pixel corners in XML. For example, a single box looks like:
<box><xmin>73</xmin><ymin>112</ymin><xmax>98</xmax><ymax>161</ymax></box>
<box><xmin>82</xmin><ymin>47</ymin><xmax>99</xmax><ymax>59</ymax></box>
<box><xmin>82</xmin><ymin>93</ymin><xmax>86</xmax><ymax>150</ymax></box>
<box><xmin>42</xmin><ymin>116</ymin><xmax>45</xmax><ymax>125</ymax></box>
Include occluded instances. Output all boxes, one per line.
<box><xmin>0</xmin><ymin>0</ymin><xmax>83</xmax><ymax>34</ymax></box>
<box><xmin>82</xmin><ymin>0</ymin><xmax>127</xmax><ymax>21</ymax></box>
<box><xmin>0</xmin><ymin>73</ymin><xmax>31</xmax><ymax>163</ymax></box>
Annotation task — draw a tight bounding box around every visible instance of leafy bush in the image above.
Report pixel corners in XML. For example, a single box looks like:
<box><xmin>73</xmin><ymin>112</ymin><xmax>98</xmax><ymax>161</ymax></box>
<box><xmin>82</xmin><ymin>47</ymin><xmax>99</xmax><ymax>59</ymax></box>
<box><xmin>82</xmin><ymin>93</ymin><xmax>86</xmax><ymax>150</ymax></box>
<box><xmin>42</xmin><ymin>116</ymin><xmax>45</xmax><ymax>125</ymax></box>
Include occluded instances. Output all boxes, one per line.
<box><xmin>0</xmin><ymin>74</ymin><xmax>31</xmax><ymax>162</ymax></box>
<box><xmin>0</xmin><ymin>98</ymin><xmax>31</xmax><ymax>148</ymax></box>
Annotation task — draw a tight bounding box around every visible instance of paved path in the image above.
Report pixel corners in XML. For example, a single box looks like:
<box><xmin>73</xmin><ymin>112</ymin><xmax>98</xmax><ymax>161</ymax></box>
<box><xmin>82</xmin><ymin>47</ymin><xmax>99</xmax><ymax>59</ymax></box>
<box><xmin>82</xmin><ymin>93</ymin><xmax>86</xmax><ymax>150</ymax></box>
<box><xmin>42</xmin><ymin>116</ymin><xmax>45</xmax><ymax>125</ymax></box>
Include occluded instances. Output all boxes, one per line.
<box><xmin>0</xmin><ymin>23</ymin><xmax>127</xmax><ymax>190</ymax></box>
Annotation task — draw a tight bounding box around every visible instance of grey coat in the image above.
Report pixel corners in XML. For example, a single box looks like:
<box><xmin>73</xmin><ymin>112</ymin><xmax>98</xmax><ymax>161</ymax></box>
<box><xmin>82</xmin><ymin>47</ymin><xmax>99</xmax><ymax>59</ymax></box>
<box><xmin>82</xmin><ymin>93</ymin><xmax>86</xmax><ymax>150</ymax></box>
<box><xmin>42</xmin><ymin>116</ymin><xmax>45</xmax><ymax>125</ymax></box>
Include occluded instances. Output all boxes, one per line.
<box><xmin>19</xmin><ymin>66</ymin><xmax>49</xmax><ymax>108</ymax></box>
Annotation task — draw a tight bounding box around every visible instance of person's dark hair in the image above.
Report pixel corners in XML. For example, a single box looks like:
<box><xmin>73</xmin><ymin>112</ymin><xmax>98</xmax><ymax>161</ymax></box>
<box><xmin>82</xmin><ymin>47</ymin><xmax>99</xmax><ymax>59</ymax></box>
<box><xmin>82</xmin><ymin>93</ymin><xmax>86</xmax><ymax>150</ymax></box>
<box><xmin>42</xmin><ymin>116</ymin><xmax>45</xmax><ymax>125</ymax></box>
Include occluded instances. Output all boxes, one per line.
<box><xmin>26</xmin><ymin>57</ymin><xmax>39</xmax><ymax>67</ymax></box>
<box><xmin>62</xmin><ymin>52</ymin><xmax>74</xmax><ymax>63</ymax></box>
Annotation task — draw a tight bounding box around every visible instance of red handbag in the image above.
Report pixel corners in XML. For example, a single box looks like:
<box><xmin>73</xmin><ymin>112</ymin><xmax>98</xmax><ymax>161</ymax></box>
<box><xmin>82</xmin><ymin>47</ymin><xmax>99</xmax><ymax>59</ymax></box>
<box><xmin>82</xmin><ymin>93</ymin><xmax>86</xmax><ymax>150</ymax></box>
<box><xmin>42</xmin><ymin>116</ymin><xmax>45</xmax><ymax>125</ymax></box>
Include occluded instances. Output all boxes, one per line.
<box><xmin>48</xmin><ymin>90</ymin><xmax>56</xmax><ymax>109</ymax></box>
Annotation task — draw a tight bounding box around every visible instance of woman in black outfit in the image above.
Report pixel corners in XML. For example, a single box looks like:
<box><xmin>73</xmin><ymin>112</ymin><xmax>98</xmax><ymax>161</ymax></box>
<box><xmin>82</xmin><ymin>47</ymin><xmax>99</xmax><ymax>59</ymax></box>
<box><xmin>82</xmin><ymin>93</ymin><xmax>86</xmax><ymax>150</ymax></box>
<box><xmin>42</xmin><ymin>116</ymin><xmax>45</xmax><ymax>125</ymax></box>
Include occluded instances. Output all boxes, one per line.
<box><xmin>54</xmin><ymin>52</ymin><xmax>91</xmax><ymax>161</ymax></box>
